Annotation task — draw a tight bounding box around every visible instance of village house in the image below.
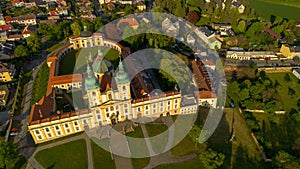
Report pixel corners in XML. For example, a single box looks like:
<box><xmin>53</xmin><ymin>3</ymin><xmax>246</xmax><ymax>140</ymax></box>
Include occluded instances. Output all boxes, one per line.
<box><xmin>280</xmin><ymin>44</ymin><xmax>300</xmax><ymax>59</ymax></box>
<box><xmin>226</xmin><ymin>51</ymin><xmax>279</xmax><ymax>60</ymax></box>
<box><xmin>0</xmin><ymin>85</ymin><xmax>8</xmax><ymax>106</ymax></box>
<box><xmin>292</xmin><ymin>68</ymin><xmax>300</xmax><ymax>80</ymax></box>
<box><xmin>0</xmin><ymin>62</ymin><xmax>15</xmax><ymax>82</ymax></box>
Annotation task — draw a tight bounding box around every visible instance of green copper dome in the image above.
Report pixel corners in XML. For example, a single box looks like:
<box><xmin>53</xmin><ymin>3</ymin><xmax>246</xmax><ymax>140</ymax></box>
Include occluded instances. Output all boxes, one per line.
<box><xmin>115</xmin><ymin>62</ymin><xmax>130</xmax><ymax>84</ymax></box>
<box><xmin>85</xmin><ymin>63</ymin><xmax>100</xmax><ymax>90</ymax></box>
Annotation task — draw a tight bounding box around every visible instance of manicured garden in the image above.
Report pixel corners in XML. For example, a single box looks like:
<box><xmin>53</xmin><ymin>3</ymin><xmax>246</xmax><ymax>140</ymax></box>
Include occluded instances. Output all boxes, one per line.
<box><xmin>35</xmin><ymin>139</ymin><xmax>88</xmax><ymax>169</ymax></box>
<box><xmin>31</xmin><ymin>62</ymin><xmax>49</xmax><ymax>105</ymax></box>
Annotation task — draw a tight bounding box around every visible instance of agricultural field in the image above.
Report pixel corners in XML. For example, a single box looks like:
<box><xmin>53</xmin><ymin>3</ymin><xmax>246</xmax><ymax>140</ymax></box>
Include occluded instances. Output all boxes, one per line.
<box><xmin>249</xmin><ymin>0</ymin><xmax>300</xmax><ymax>21</ymax></box>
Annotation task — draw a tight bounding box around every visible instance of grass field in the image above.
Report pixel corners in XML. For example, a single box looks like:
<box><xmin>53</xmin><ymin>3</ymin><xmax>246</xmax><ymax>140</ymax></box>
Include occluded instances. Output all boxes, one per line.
<box><xmin>91</xmin><ymin>140</ymin><xmax>115</xmax><ymax>169</ymax></box>
<box><xmin>249</xmin><ymin>0</ymin><xmax>300</xmax><ymax>21</ymax></box>
<box><xmin>267</xmin><ymin>72</ymin><xmax>300</xmax><ymax>112</ymax></box>
<box><xmin>31</xmin><ymin>62</ymin><xmax>49</xmax><ymax>105</ymax></box>
<box><xmin>260</xmin><ymin>0</ymin><xmax>300</xmax><ymax>8</ymax></box>
<box><xmin>35</xmin><ymin>139</ymin><xmax>88</xmax><ymax>169</ymax></box>
<box><xmin>59</xmin><ymin>46</ymin><xmax>120</xmax><ymax>75</ymax></box>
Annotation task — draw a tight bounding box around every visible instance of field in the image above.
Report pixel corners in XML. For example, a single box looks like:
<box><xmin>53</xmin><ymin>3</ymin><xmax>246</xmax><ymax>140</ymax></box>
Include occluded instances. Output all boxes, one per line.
<box><xmin>58</xmin><ymin>46</ymin><xmax>120</xmax><ymax>75</ymax></box>
<box><xmin>249</xmin><ymin>0</ymin><xmax>300</xmax><ymax>21</ymax></box>
<box><xmin>267</xmin><ymin>72</ymin><xmax>300</xmax><ymax>112</ymax></box>
<box><xmin>35</xmin><ymin>139</ymin><xmax>88</xmax><ymax>169</ymax></box>
<box><xmin>30</xmin><ymin>62</ymin><xmax>49</xmax><ymax>105</ymax></box>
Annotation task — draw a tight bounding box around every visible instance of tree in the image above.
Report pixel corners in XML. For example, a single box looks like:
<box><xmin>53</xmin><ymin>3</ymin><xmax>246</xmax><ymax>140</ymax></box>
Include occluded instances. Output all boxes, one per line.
<box><xmin>236</xmin><ymin>20</ymin><xmax>246</xmax><ymax>33</ymax></box>
<box><xmin>199</xmin><ymin>148</ymin><xmax>225</xmax><ymax>169</ymax></box>
<box><xmin>273</xmin><ymin>151</ymin><xmax>300</xmax><ymax>169</ymax></box>
<box><xmin>245</xmin><ymin>22</ymin><xmax>264</xmax><ymax>39</ymax></box>
<box><xmin>284</xmin><ymin>73</ymin><xmax>291</xmax><ymax>82</ymax></box>
<box><xmin>188</xmin><ymin>125</ymin><xmax>201</xmax><ymax>143</ymax></box>
<box><xmin>0</xmin><ymin>137</ymin><xmax>18</xmax><ymax>168</ymax></box>
<box><xmin>71</xmin><ymin>21</ymin><xmax>82</xmax><ymax>36</ymax></box>
<box><xmin>187</xmin><ymin>11</ymin><xmax>199</xmax><ymax>24</ymax></box>
<box><xmin>288</xmin><ymin>87</ymin><xmax>295</xmax><ymax>96</ymax></box>
<box><xmin>26</xmin><ymin>32</ymin><xmax>41</xmax><ymax>53</ymax></box>
<box><xmin>14</xmin><ymin>45</ymin><xmax>29</xmax><ymax>58</ymax></box>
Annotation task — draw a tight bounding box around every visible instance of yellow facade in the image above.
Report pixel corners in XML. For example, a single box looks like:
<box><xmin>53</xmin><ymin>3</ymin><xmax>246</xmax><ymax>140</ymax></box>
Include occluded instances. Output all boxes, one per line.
<box><xmin>280</xmin><ymin>44</ymin><xmax>300</xmax><ymax>59</ymax></box>
<box><xmin>0</xmin><ymin>72</ymin><xmax>12</xmax><ymax>82</ymax></box>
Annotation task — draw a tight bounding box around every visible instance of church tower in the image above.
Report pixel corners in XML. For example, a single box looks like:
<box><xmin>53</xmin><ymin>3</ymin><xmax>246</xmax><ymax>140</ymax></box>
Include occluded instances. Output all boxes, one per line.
<box><xmin>85</xmin><ymin>62</ymin><xmax>102</xmax><ymax>107</ymax></box>
<box><xmin>115</xmin><ymin>60</ymin><xmax>131</xmax><ymax>100</ymax></box>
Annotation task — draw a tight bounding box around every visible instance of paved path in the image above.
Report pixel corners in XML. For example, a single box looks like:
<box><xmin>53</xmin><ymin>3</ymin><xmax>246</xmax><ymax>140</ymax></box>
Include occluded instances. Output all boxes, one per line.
<box><xmin>22</xmin><ymin>133</ymin><xmax>94</xmax><ymax>169</ymax></box>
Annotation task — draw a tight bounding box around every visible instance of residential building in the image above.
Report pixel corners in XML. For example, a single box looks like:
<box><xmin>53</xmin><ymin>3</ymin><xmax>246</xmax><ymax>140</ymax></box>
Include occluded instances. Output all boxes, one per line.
<box><xmin>22</xmin><ymin>25</ymin><xmax>37</xmax><ymax>38</ymax></box>
<box><xmin>0</xmin><ymin>85</ymin><xmax>8</xmax><ymax>106</ymax></box>
<box><xmin>280</xmin><ymin>44</ymin><xmax>300</xmax><ymax>59</ymax></box>
<box><xmin>0</xmin><ymin>62</ymin><xmax>15</xmax><ymax>82</ymax></box>
<box><xmin>4</xmin><ymin>14</ymin><xmax>37</xmax><ymax>26</ymax></box>
<box><xmin>226</xmin><ymin>51</ymin><xmax>278</xmax><ymax>60</ymax></box>
<box><xmin>136</xmin><ymin>2</ymin><xmax>146</xmax><ymax>11</ymax></box>
<box><xmin>162</xmin><ymin>18</ymin><xmax>180</xmax><ymax>37</ymax></box>
<box><xmin>292</xmin><ymin>68</ymin><xmax>300</xmax><ymax>80</ymax></box>
<box><xmin>0</xmin><ymin>31</ymin><xmax>7</xmax><ymax>42</ymax></box>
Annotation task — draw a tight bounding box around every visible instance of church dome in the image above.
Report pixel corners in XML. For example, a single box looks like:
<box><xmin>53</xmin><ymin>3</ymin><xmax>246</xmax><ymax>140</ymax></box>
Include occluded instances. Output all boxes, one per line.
<box><xmin>80</xmin><ymin>26</ymin><xmax>93</xmax><ymax>37</ymax></box>
<box><xmin>85</xmin><ymin>62</ymin><xmax>100</xmax><ymax>90</ymax></box>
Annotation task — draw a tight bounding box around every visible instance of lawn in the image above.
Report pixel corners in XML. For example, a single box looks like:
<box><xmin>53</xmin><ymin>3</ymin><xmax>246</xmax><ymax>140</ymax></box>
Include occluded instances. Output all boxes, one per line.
<box><xmin>35</xmin><ymin>139</ymin><xmax>88</xmax><ymax>169</ymax></box>
<box><xmin>249</xmin><ymin>0</ymin><xmax>300</xmax><ymax>21</ymax></box>
<box><xmin>170</xmin><ymin>135</ymin><xmax>206</xmax><ymax>158</ymax></box>
<box><xmin>126</xmin><ymin>126</ymin><xmax>150</xmax><ymax>169</ymax></box>
<box><xmin>126</xmin><ymin>126</ymin><xmax>150</xmax><ymax>158</ymax></box>
<box><xmin>59</xmin><ymin>46</ymin><xmax>120</xmax><ymax>75</ymax></box>
<box><xmin>31</xmin><ymin>62</ymin><xmax>49</xmax><ymax>105</ymax></box>
<box><xmin>154</xmin><ymin>157</ymin><xmax>204</xmax><ymax>169</ymax></box>
<box><xmin>91</xmin><ymin>140</ymin><xmax>115</xmax><ymax>169</ymax></box>
<box><xmin>267</xmin><ymin>72</ymin><xmax>300</xmax><ymax>112</ymax></box>
<box><xmin>145</xmin><ymin>123</ymin><xmax>169</xmax><ymax>154</ymax></box>
<box><xmin>259</xmin><ymin>0</ymin><xmax>300</xmax><ymax>8</ymax></box>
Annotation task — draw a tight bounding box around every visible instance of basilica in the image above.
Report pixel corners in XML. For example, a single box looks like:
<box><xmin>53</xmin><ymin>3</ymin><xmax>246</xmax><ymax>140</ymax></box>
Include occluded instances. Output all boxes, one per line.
<box><xmin>28</xmin><ymin>28</ymin><xmax>217</xmax><ymax>144</ymax></box>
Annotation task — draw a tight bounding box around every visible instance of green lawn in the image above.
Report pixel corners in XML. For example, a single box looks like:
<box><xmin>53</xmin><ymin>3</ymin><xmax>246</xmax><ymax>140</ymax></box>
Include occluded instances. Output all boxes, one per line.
<box><xmin>35</xmin><ymin>139</ymin><xmax>88</xmax><ymax>169</ymax></box>
<box><xmin>249</xmin><ymin>0</ymin><xmax>300</xmax><ymax>20</ymax></box>
<box><xmin>171</xmin><ymin>135</ymin><xmax>206</xmax><ymax>158</ymax></box>
<box><xmin>91</xmin><ymin>140</ymin><xmax>115</xmax><ymax>169</ymax></box>
<box><xmin>267</xmin><ymin>72</ymin><xmax>300</xmax><ymax>112</ymax></box>
<box><xmin>260</xmin><ymin>0</ymin><xmax>300</xmax><ymax>8</ymax></box>
<box><xmin>31</xmin><ymin>62</ymin><xmax>49</xmax><ymax>105</ymax></box>
<box><xmin>145</xmin><ymin>123</ymin><xmax>169</xmax><ymax>154</ymax></box>
<box><xmin>59</xmin><ymin>46</ymin><xmax>120</xmax><ymax>75</ymax></box>
<box><xmin>154</xmin><ymin>157</ymin><xmax>204</xmax><ymax>169</ymax></box>
<box><xmin>126</xmin><ymin>126</ymin><xmax>150</xmax><ymax>158</ymax></box>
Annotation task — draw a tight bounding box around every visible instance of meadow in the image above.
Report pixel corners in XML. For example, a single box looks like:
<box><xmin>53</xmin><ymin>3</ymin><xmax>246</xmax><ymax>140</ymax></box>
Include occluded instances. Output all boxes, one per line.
<box><xmin>249</xmin><ymin>0</ymin><xmax>300</xmax><ymax>21</ymax></box>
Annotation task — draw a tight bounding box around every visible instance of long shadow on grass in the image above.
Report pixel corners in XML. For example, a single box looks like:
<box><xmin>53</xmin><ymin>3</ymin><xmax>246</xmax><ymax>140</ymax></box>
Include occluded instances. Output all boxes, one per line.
<box><xmin>233</xmin><ymin>146</ymin><xmax>269</xmax><ymax>169</ymax></box>
<box><xmin>206</xmin><ymin>112</ymin><xmax>232</xmax><ymax>169</ymax></box>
